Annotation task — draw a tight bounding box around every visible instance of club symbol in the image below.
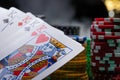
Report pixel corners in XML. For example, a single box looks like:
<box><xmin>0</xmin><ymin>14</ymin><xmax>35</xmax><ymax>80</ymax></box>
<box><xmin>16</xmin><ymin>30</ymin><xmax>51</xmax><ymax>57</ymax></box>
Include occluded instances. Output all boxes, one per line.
<box><xmin>3</xmin><ymin>18</ymin><xmax>9</xmax><ymax>23</ymax></box>
<box><xmin>25</xmin><ymin>27</ymin><xmax>31</xmax><ymax>31</ymax></box>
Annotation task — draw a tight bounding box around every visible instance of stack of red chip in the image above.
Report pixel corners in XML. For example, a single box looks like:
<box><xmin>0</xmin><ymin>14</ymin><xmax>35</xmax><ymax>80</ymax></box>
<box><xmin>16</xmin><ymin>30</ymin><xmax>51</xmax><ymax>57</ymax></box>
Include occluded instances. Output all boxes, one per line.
<box><xmin>90</xmin><ymin>18</ymin><xmax>120</xmax><ymax>80</ymax></box>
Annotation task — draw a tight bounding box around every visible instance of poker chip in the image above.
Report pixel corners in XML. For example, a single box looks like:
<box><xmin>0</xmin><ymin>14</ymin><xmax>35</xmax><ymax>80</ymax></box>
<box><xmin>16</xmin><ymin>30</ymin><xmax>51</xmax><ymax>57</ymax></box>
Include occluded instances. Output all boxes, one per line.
<box><xmin>69</xmin><ymin>35</ymin><xmax>87</xmax><ymax>44</ymax></box>
<box><xmin>53</xmin><ymin>25</ymin><xmax>80</xmax><ymax>35</ymax></box>
<box><xmin>112</xmin><ymin>74</ymin><xmax>120</xmax><ymax>80</ymax></box>
<box><xmin>93</xmin><ymin>21</ymin><xmax>120</xmax><ymax>25</ymax></box>
<box><xmin>65</xmin><ymin>72</ymin><xmax>87</xmax><ymax>77</ymax></box>
<box><xmin>94</xmin><ymin>18</ymin><xmax>120</xmax><ymax>22</ymax></box>
<box><xmin>91</xmin><ymin>35</ymin><xmax>120</xmax><ymax>40</ymax></box>
<box><xmin>92</xmin><ymin>25</ymin><xmax>120</xmax><ymax>30</ymax></box>
<box><xmin>91</xmin><ymin>45</ymin><xmax>120</xmax><ymax>50</ymax></box>
<box><xmin>69</xmin><ymin>35</ymin><xmax>87</xmax><ymax>41</ymax></box>
<box><xmin>91</xmin><ymin>40</ymin><xmax>120</xmax><ymax>44</ymax></box>
<box><xmin>86</xmin><ymin>38</ymin><xmax>93</xmax><ymax>79</ymax></box>
<box><xmin>51</xmin><ymin>70</ymin><xmax>75</xmax><ymax>74</ymax></box>
<box><xmin>91</xmin><ymin>42</ymin><xmax>120</xmax><ymax>49</ymax></box>
<box><xmin>91</xmin><ymin>41</ymin><xmax>120</xmax><ymax>45</ymax></box>
<box><xmin>90</xmin><ymin>27</ymin><xmax>120</xmax><ymax>32</ymax></box>
<box><xmin>48</xmin><ymin>43</ymin><xmax>88</xmax><ymax>80</ymax></box>
<box><xmin>92</xmin><ymin>66</ymin><xmax>120</xmax><ymax>73</ymax></box>
<box><xmin>92</xmin><ymin>73</ymin><xmax>117</xmax><ymax>80</ymax></box>
<box><xmin>92</xmin><ymin>49</ymin><xmax>120</xmax><ymax>53</ymax></box>
<box><xmin>91</xmin><ymin>32</ymin><xmax>120</xmax><ymax>36</ymax></box>
<box><xmin>91</xmin><ymin>18</ymin><xmax>120</xmax><ymax>80</ymax></box>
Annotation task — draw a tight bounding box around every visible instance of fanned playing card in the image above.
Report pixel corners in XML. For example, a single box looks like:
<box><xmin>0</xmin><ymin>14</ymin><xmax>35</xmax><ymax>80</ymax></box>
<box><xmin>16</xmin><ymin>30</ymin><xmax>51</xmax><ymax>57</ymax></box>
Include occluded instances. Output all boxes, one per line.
<box><xmin>0</xmin><ymin>7</ymin><xmax>25</xmax><ymax>32</ymax></box>
<box><xmin>0</xmin><ymin>31</ymin><xmax>84</xmax><ymax>80</ymax></box>
<box><xmin>0</xmin><ymin>7</ymin><xmax>84</xmax><ymax>80</ymax></box>
<box><xmin>0</xmin><ymin>18</ymin><xmax>64</xmax><ymax>60</ymax></box>
<box><xmin>0</xmin><ymin>12</ymin><xmax>36</xmax><ymax>48</ymax></box>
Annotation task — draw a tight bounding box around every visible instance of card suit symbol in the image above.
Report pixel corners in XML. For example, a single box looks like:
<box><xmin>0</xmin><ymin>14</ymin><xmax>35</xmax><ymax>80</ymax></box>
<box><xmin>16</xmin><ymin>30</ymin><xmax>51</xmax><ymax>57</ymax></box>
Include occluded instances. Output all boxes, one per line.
<box><xmin>9</xmin><ymin>22</ymin><xmax>13</xmax><ymax>25</ymax></box>
<box><xmin>25</xmin><ymin>27</ymin><xmax>31</xmax><ymax>31</ymax></box>
<box><xmin>31</xmin><ymin>31</ymin><xmax>37</xmax><ymax>36</ymax></box>
<box><xmin>36</xmin><ymin>34</ymin><xmax>49</xmax><ymax>44</ymax></box>
<box><xmin>3</xmin><ymin>18</ymin><xmax>9</xmax><ymax>23</ymax></box>
<box><xmin>18</xmin><ymin>22</ymin><xmax>23</xmax><ymax>26</ymax></box>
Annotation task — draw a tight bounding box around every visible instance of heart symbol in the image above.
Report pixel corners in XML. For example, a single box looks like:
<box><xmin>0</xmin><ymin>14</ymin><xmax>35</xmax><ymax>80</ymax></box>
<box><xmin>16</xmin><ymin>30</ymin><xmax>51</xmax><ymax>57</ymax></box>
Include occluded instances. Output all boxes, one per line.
<box><xmin>18</xmin><ymin>22</ymin><xmax>23</xmax><ymax>26</ymax></box>
<box><xmin>31</xmin><ymin>31</ymin><xmax>37</xmax><ymax>36</ymax></box>
<box><xmin>36</xmin><ymin>34</ymin><xmax>49</xmax><ymax>44</ymax></box>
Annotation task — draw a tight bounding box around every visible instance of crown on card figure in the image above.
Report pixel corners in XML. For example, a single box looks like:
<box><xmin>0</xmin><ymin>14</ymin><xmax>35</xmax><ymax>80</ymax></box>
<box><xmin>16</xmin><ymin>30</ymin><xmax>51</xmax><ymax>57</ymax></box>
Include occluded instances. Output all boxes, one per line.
<box><xmin>50</xmin><ymin>38</ymin><xmax>65</xmax><ymax>48</ymax></box>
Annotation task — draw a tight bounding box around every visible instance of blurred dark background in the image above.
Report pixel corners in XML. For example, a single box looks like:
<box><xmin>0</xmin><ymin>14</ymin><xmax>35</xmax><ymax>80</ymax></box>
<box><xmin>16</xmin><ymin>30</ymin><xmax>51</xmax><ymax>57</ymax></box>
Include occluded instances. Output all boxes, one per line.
<box><xmin>0</xmin><ymin>0</ymin><xmax>108</xmax><ymax>37</ymax></box>
<box><xmin>0</xmin><ymin>0</ymin><xmax>108</xmax><ymax>19</ymax></box>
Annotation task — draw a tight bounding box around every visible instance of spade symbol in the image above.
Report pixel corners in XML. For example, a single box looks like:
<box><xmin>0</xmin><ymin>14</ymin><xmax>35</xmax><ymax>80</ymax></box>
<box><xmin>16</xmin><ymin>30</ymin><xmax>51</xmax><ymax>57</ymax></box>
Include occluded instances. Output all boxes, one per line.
<box><xmin>25</xmin><ymin>27</ymin><xmax>31</xmax><ymax>31</ymax></box>
<box><xmin>3</xmin><ymin>18</ymin><xmax>9</xmax><ymax>23</ymax></box>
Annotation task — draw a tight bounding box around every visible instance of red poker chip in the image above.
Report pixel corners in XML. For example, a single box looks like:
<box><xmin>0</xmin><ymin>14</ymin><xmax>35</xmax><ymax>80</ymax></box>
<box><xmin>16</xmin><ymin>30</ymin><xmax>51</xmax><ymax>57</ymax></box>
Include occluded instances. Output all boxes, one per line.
<box><xmin>91</xmin><ymin>41</ymin><xmax>120</xmax><ymax>47</ymax></box>
<box><xmin>114</xmin><ymin>67</ymin><xmax>120</xmax><ymax>72</ymax></box>
<box><xmin>112</xmin><ymin>75</ymin><xmax>120</xmax><ymax>80</ymax></box>
<box><xmin>90</xmin><ymin>27</ymin><xmax>120</xmax><ymax>32</ymax></box>
<box><xmin>91</xmin><ymin>52</ymin><xmax>115</xmax><ymax>59</ymax></box>
<box><xmin>91</xmin><ymin>39</ymin><xmax>120</xmax><ymax>43</ymax></box>
<box><xmin>91</xmin><ymin>60</ymin><xmax>110</xmax><ymax>67</ymax></box>
<box><xmin>91</xmin><ymin>58</ymin><xmax>99</xmax><ymax>64</ymax></box>
<box><xmin>91</xmin><ymin>54</ymin><xmax>118</xmax><ymax>60</ymax></box>
<box><xmin>91</xmin><ymin>56</ymin><xmax>120</xmax><ymax>64</ymax></box>
<box><xmin>91</xmin><ymin>41</ymin><xmax>119</xmax><ymax>45</ymax></box>
<box><xmin>91</xmin><ymin>56</ymin><xmax>103</xmax><ymax>61</ymax></box>
<box><xmin>92</xmin><ymin>39</ymin><xmax>120</xmax><ymax>42</ymax></box>
<box><xmin>91</xmin><ymin>35</ymin><xmax>120</xmax><ymax>40</ymax></box>
<box><xmin>92</xmin><ymin>21</ymin><xmax>120</xmax><ymax>25</ymax></box>
<box><xmin>92</xmin><ymin>69</ymin><xmax>118</xmax><ymax>74</ymax></box>
<box><xmin>91</xmin><ymin>45</ymin><xmax>120</xmax><ymax>50</ymax></box>
<box><xmin>92</xmin><ymin>73</ymin><xmax>119</xmax><ymax>80</ymax></box>
<box><xmin>91</xmin><ymin>49</ymin><xmax>120</xmax><ymax>54</ymax></box>
<box><xmin>93</xmin><ymin>77</ymin><xmax>112</xmax><ymax>80</ymax></box>
<box><xmin>91</xmin><ymin>52</ymin><xmax>112</xmax><ymax>58</ymax></box>
<box><xmin>92</xmin><ymin>70</ymin><xmax>119</xmax><ymax>74</ymax></box>
<box><xmin>91</xmin><ymin>43</ymin><xmax>120</xmax><ymax>48</ymax></box>
<box><xmin>92</xmin><ymin>66</ymin><xmax>120</xmax><ymax>73</ymax></box>
<box><xmin>94</xmin><ymin>76</ymin><xmax>111</xmax><ymax>79</ymax></box>
<box><xmin>110</xmin><ymin>57</ymin><xmax>120</xmax><ymax>62</ymax></box>
<box><xmin>93</xmin><ymin>77</ymin><xmax>111</xmax><ymax>80</ymax></box>
<box><xmin>94</xmin><ymin>18</ymin><xmax>120</xmax><ymax>22</ymax></box>
<box><xmin>91</xmin><ymin>66</ymin><xmax>109</xmax><ymax>70</ymax></box>
<box><xmin>91</xmin><ymin>66</ymin><xmax>112</xmax><ymax>72</ymax></box>
<box><xmin>91</xmin><ymin>54</ymin><xmax>120</xmax><ymax>64</ymax></box>
<box><xmin>91</xmin><ymin>32</ymin><xmax>120</xmax><ymax>36</ymax></box>
<box><xmin>92</xmin><ymin>25</ymin><xmax>120</xmax><ymax>30</ymax></box>
<box><xmin>91</xmin><ymin>64</ymin><xmax>115</xmax><ymax>69</ymax></box>
<box><xmin>91</xmin><ymin>46</ymin><xmax>120</xmax><ymax>51</ymax></box>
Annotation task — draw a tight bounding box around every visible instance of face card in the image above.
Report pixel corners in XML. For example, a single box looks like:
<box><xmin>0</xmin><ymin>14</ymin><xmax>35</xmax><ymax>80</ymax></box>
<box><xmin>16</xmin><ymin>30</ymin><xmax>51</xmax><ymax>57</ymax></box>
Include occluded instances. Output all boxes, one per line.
<box><xmin>0</xmin><ymin>31</ymin><xmax>84</xmax><ymax>80</ymax></box>
<box><xmin>0</xmin><ymin>18</ymin><xmax>64</xmax><ymax>60</ymax></box>
<box><xmin>0</xmin><ymin>9</ymin><xmax>84</xmax><ymax>79</ymax></box>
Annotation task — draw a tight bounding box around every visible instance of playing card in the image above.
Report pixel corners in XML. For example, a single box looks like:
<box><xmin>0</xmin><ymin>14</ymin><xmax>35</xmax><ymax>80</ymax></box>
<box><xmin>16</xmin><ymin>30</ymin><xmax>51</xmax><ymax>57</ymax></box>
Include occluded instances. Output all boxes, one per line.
<box><xmin>1</xmin><ymin>12</ymin><xmax>35</xmax><ymax>32</ymax></box>
<box><xmin>0</xmin><ymin>7</ymin><xmax>8</xmax><ymax>15</ymax></box>
<box><xmin>0</xmin><ymin>30</ymin><xmax>84</xmax><ymax>80</ymax></box>
<box><xmin>0</xmin><ymin>8</ymin><xmax>84</xmax><ymax>80</ymax></box>
<box><xmin>0</xmin><ymin>18</ymin><xmax>64</xmax><ymax>60</ymax></box>
<box><xmin>0</xmin><ymin>7</ymin><xmax>25</xmax><ymax>32</ymax></box>
<box><xmin>0</xmin><ymin>12</ymin><xmax>36</xmax><ymax>47</ymax></box>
